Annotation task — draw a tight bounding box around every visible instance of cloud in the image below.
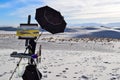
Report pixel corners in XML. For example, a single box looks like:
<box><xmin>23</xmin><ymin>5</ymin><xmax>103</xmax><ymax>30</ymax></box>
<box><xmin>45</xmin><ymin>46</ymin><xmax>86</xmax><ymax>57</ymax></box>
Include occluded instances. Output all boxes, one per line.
<box><xmin>9</xmin><ymin>0</ymin><xmax>44</xmax><ymax>17</ymax></box>
<box><xmin>41</xmin><ymin>0</ymin><xmax>120</xmax><ymax>23</ymax></box>
<box><xmin>5</xmin><ymin>0</ymin><xmax>120</xmax><ymax>25</ymax></box>
<box><xmin>10</xmin><ymin>5</ymin><xmax>40</xmax><ymax>18</ymax></box>
<box><xmin>95</xmin><ymin>0</ymin><xmax>120</xmax><ymax>6</ymax></box>
<box><xmin>0</xmin><ymin>2</ymin><xmax>12</xmax><ymax>8</ymax></box>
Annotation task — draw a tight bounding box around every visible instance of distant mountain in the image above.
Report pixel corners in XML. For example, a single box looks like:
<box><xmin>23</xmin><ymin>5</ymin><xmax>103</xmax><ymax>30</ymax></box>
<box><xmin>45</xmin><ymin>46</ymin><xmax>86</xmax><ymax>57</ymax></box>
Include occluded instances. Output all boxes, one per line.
<box><xmin>80</xmin><ymin>23</ymin><xmax>102</xmax><ymax>27</ymax></box>
<box><xmin>106</xmin><ymin>22</ymin><xmax>120</xmax><ymax>27</ymax></box>
<box><xmin>65</xmin><ymin>28</ymin><xmax>78</xmax><ymax>32</ymax></box>
<box><xmin>0</xmin><ymin>22</ymin><xmax>120</xmax><ymax>32</ymax></box>
<box><xmin>0</xmin><ymin>26</ymin><xmax>17</xmax><ymax>31</ymax></box>
<box><xmin>70</xmin><ymin>23</ymin><xmax>102</xmax><ymax>27</ymax></box>
<box><xmin>71</xmin><ymin>22</ymin><xmax>120</xmax><ymax>27</ymax></box>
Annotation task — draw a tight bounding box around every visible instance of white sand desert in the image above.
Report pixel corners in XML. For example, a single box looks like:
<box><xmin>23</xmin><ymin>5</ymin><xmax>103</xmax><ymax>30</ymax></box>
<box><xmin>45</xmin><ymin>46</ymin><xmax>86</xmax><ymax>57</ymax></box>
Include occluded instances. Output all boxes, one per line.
<box><xmin>0</xmin><ymin>27</ymin><xmax>120</xmax><ymax>80</ymax></box>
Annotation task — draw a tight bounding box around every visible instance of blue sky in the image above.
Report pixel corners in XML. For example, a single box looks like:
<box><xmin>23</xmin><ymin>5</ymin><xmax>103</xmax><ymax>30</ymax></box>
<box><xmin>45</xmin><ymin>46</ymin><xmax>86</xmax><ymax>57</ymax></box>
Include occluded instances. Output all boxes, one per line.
<box><xmin>0</xmin><ymin>0</ymin><xmax>120</xmax><ymax>27</ymax></box>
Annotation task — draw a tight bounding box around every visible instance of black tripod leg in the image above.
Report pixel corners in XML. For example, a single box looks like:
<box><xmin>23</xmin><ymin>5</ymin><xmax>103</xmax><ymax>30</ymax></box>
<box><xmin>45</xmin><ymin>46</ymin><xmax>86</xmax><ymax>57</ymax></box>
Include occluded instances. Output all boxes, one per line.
<box><xmin>9</xmin><ymin>58</ymin><xmax>22</xmax><ymax>80</ymax></box>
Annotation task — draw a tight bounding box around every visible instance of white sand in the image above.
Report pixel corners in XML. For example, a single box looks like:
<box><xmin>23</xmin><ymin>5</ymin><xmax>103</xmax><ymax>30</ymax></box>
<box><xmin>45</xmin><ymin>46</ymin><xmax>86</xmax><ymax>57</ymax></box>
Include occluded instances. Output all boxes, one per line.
<box><xmin>0</xmin><ymin>27</ymin><xmax>120</xmax><ymax>80</ymax></box>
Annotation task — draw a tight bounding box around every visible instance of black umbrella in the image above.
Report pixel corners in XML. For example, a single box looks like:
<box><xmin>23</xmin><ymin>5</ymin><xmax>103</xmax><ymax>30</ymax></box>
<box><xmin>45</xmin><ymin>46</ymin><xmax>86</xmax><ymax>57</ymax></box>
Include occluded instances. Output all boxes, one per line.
<box><xmin>35</xmin><ymin>6</ymin><xmax>67</xmax><ymax>34</ymax></box>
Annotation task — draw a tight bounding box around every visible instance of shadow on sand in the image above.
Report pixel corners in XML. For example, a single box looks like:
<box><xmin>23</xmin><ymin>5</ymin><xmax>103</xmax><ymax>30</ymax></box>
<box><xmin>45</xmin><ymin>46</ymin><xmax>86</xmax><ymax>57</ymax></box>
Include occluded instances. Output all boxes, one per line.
<box><xmin>73</xmin><ymin>30</ymin><xmax>120</xmax><ymax>39</ymax></box>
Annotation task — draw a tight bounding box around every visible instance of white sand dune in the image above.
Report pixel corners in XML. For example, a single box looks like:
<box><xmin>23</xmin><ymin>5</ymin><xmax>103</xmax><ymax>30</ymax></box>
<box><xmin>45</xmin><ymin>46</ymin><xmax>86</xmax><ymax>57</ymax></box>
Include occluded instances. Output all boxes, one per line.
<box><xmin>0</xmin><ymin>26</ymin><xmax>120</xmax><ymax>80</ymax></box>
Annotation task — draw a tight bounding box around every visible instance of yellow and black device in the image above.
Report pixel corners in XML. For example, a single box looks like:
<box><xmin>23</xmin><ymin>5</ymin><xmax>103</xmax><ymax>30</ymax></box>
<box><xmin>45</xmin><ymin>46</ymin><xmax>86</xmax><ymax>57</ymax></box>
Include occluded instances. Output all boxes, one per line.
<box><xmin>16</xmin><ymin>24</ymin><xmax>39</xmax><ymax>39</ymax></box>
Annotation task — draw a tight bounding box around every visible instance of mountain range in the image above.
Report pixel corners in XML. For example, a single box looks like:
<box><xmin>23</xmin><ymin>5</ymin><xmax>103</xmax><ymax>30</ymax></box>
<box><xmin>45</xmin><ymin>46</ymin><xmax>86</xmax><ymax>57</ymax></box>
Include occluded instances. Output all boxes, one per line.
<box><xmin>70</xmin><ymin>22</ymin><xmax>120</xmax><ymax>27</ymax></box>
<box><xmin>0</xmin><ymin>22</ymin><xmax>120</xmax><ymax>31</ymax></box>
<box><xmin>0</xmin><ymin>26</ymin><xmax>17</xmax><ymax>31</ymax></box>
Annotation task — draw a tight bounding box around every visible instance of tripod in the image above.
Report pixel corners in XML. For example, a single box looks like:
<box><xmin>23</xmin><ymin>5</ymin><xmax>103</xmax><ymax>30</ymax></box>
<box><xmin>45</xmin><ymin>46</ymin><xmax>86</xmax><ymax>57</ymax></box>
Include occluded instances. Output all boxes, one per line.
<box><xmin>9</xmin><ymin>39</ymin><xmax>42</xmax><ymax>80</ymax></box>
<box><xmin>9</xmin><ymin>15</ymin><xmax>42</xmax><ymax>80</ymax></box>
